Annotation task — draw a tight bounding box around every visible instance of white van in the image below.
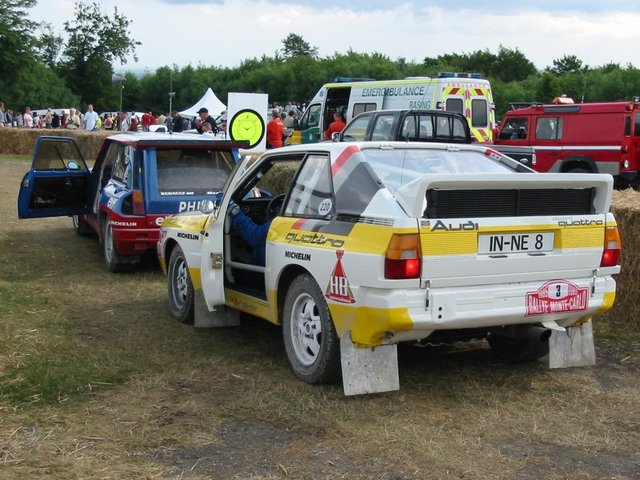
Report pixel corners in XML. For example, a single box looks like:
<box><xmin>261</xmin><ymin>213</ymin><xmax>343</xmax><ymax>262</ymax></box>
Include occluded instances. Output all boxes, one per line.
<box><xmin>287</xmin><ymin>73</ymin><xmax>495</xmax><ymax>144</ymax></box>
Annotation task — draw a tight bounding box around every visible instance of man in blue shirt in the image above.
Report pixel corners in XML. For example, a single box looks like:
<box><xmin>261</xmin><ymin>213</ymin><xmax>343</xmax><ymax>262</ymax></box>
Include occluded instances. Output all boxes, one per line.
<box><xmin>229</xmin><ymin>202</ymin><xmax>270</xmax><ymax>266</ymax></box>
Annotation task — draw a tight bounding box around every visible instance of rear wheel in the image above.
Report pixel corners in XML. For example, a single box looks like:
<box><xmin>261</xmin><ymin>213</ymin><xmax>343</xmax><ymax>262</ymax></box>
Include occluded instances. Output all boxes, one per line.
<box><xmin>102</xmin><ymin>218</ymin><xmax>130</xmax><ymax>273</ymax></box>
<box><xmin>282</xmin><ymin>273</ymin><xmax>340</xmax><ymax>384</ymax></box>
<box><xmin>487</xmin><ymin>335</ymin><xmax>549</xmax><ymax>363</ymax></box>
<box><xmin>168</xmin><ymin>245</ymin><xmax>194</xmax><ymax>324</ymax></box>
<box><xmin>72</xmin><ymin>215</ymin><xmax>92</xmax><ymax>236</ymax></box>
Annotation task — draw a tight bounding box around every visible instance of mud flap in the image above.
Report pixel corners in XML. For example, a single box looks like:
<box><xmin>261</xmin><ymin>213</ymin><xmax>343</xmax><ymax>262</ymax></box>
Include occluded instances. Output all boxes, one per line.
<box><xmin>340</xmin><ymin>332</ymin><xmax>399</xmax><ymax>396</ymax></box>
<box><xmin>548</xmin><ymin>319</ymin><xmax>596</xmax><ymax>369</ymax></box>
<box><xmin>193</xmin><ymin>290</ymin><xmax>240</xmax><ymax>328</ymax></box>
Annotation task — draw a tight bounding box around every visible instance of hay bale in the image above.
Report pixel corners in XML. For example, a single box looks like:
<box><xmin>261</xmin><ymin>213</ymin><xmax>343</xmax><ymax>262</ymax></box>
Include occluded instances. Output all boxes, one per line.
<box><xmin>0</xmin><ymin>128</ymin><xmax>112</xmax><ymax>159</ymax></box>
<box><xmin>609</xmin><ymin>189</ymin><xmax>640</xmax><ymax>329</ymax></box>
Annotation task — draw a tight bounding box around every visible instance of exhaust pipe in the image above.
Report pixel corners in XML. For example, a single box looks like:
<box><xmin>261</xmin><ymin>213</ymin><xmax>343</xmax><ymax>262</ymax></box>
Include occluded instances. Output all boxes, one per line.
<box><xmin>491</xmin><ymin>325</ymin><xmax>551</xmax><ymax>342</ymax></box>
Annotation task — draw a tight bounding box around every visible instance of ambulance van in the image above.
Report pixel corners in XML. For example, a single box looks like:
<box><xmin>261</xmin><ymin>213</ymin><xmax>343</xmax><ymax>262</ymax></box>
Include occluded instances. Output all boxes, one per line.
<box><xmin>287</xmin><ymin>73</ymin><xmax>496</xmax><ymax>145</ymax></box>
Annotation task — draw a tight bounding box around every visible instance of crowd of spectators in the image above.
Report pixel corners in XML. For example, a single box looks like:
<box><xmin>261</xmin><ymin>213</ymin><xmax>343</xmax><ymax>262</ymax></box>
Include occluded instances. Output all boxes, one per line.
<box><xmin>0</xmin><ymin>102</ymin><xmax>177</xmax><ymax>132</ymax></box>
<box><xmin>0</xmin><ymin>100</ymin><xmax>320</xmax><ymax>144</ymax></box>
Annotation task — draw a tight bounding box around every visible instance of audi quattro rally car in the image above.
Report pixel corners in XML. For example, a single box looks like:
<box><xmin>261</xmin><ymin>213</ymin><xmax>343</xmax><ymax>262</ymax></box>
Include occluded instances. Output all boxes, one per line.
<box><xmin>17</xmin><ymin>134</ymin><xmax>247</xmax><ymax>272</ymax></box>
<box><xmin>158</xmin><ymin>141</ymin><xmax>621</xmax><ymax>395</ymax></box>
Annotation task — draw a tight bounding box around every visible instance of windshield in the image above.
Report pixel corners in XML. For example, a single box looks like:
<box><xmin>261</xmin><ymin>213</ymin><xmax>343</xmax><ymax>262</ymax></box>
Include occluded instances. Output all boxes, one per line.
<box><xmin>361</xmin><ymin>148</ymin><xmax>516</xmax><ymax>195</ymax></box>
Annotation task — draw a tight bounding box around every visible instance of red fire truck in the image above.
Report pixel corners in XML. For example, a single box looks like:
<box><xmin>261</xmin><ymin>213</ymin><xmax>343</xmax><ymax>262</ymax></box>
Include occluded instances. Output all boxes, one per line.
<box><xmin>493</xmin><ymin>99</ymin><xmax>640</xmax><ymax>187</ymax></box>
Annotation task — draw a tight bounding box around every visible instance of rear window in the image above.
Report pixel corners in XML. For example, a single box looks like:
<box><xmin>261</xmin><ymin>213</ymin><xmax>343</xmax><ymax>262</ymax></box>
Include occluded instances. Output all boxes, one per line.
<box><xmin>156</xmin><ymin>149</ymin><xmax>235</xmax><ymax>196</ymax></box>
<box><xmin>361</xmin><ymin>148</ymin><xmax>515</xmax><ymax>195</ymax></box>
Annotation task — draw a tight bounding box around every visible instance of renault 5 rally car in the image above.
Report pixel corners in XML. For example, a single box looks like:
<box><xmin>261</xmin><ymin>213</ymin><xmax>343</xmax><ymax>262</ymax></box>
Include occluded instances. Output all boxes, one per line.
<box><xmin>17</xmin><ymin>134</ymin><xmax>247</xmax><ymax>272</ymax></box>
<box><xmin>158</xmin><ymin>141</ymin><xmax>621</xmax><ymax>395</ymax></box>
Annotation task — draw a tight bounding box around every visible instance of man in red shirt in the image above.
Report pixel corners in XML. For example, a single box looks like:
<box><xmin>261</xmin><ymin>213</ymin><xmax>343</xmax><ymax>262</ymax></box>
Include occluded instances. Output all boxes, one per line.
<box><xmin>324</xmin><ymin>111</ymin><xmax>346</xmax><ymax>140</ymax></box>
<box><xmin>266</xmin><ymin>108</ymin><xmax>285</xmax><ymax>148</ymax></box>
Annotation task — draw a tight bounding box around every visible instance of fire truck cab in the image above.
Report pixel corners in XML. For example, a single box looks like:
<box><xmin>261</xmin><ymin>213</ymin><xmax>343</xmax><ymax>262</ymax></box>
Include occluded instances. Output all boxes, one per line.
<box><xmin>494</xmin><ymin>99</ymin><xmax>640</xmax><ymax>187</ymax></box>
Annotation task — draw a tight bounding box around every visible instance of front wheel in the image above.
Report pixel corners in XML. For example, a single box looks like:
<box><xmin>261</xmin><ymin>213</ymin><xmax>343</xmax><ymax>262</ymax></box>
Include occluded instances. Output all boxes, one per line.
<box><xmin>282</xmin><ymin>273</ymin><xmax>340</xmax><ymax>384</ymax></box>
<box><xmin>168</xmin><ymin>245</ymin><xmax>194</xmax><ymax>324</ymax></box>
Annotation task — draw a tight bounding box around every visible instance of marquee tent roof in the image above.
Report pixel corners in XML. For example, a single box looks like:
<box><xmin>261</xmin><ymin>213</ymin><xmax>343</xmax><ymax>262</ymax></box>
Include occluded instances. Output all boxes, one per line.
<box><xmin>179</xmin><ymin>88</ymin><xmax>226</xmax><ymax>118</ymax></box>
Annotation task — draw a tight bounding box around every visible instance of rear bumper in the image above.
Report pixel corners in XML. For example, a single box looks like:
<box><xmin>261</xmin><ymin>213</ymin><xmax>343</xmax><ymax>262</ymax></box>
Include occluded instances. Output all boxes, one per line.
<box><xmin>112</xmin><ymin>227</ymin><xmax>160</xmax><ymax>255</ymax></box>
<box><xmin>333</xmin><ymin>275</ymin><xmax>616</xmax><ymax>347</ymax></box>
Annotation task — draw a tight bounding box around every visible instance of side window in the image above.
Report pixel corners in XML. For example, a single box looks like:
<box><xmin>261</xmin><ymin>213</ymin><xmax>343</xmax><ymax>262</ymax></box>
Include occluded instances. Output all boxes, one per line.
<box><xmin>341</xmin><ymin>115</ymin><xmax>370</xmax><ymax>141</ymax></box>
<box><xmin>253</xmin><ymin>160</ymin><xmax>300</xmax><ymax>198</ymax></box>
<box><xmin>112</xmin><ymin>145</ymin><xmax>132</xmax><ymax>186</ymax></box>
<box><xmin>33</xmin><ymin>139</ymin><xmax>85</xmax><ymax>170</ymax></box>
<box><xmin>452</xmin><ymin>117</ymin><xmax>468</xmax><ymax>141</ymax></box>
<box><xmin>624</xmin><ymin>116</ymin><xmax>631</xmax><ymax>137</ymax></box>
<box><xmin>284</xmin><ymin>154</ymin><xmax>333</xmax><ymax>218</ymax></box>
<box><xmin>434</xmin><ymin>116</ymin><xmax>451</xmax><ymax>139</ymax></box>
<box><xmin>419</xmin><ymin>115</ymin><xmax>436</xmax><ymax>140</ymax></box>
<box><xmin>499</xmin><ymin>117</ymin><xmax>528</xmax><ymax>140</ymax></box>
<box><xmin>632</xmin><ymin>113</ymin><xmax>640</xmax><ymax>136</ymax></box>
<box><xmin>471</xmin><ymin>98</ymin><xmax>488</xmax><ymax>127</ymax></box>
<box><xmin>536</xmin><ymin>117</ymin><xmax>562</xmax><ymax>140</ymax></box>
<box><xmin>371</xmin><ymin>114</ymin><xmax>396</xmax><ymax>141</ymax></box>
<box><xmin>352</xmin><ymin>102</ymin><xmax>377</xmax><ymax>117</ymax></box>
<box><xmin>400</xmin><ymin>115</ymin><xmax>418</xmax><ymax>140</ymax></box>
<box><xmin>446</xmin><ymin>98</ymin><xmax>464</xmax><ymax>115</ymax></box>
<box><xmin>299</xmin><ymin>104</ymin><xmax>321</xmax><ymax>130</ymax></box>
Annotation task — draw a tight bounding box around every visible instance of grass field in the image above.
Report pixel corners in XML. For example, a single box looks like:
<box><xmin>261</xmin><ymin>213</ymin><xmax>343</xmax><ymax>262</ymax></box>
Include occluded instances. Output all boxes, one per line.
<box><xmin>1</xmin><ymin>155</ymin><xmax>639</xmax><ymax>479</ymax></box>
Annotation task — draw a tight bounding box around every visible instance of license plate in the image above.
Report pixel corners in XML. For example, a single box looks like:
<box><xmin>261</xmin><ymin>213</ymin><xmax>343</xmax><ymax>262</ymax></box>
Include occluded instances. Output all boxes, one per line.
<box><xmin>478</xmin><ymin>232</ymin><xmax>554</xmax><ymax>254</ymax></box>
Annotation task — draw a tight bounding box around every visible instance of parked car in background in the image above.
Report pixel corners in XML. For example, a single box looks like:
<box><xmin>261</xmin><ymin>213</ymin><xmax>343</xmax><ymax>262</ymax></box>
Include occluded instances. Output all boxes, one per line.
<box><xmin>158</xmin><ymin>141</ymin><xmax>620</xmax><ymax>395</ymax></box>
<box><xmin>338</xmin><ymin>109</ymin><xmax>470</xmax><ymax>143</ymax></box>
<box><xmin>337</xmin><ymin>109</ymin><xmax>536</xmax><ymax>165</ymax></box>
<box><xmin>17</xmin><ymin>133</ymin><xmax>248</xmax><ymax>272</ymax></box>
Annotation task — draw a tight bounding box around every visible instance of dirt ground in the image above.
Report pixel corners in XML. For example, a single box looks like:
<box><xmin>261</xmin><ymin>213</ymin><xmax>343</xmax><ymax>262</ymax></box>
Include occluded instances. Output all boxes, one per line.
<box><xmin>1</xmin><ymin>157</ymin><xmax>639</xmax><ymax>480</ymax></box>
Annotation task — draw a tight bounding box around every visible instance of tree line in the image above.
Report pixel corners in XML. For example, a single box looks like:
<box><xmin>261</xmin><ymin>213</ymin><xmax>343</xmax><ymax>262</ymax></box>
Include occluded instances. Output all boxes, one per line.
<box><xmin>2</xmin><ymin>0</ymin><xmax>640</xmax><ymax>120</ymax></box>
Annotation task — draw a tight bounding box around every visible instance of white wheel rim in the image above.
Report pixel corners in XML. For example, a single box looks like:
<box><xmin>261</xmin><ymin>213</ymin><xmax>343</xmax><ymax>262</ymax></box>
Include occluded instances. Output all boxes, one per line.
<box><xmin>172</xmin><ymin>256</ymin><xmax>188</xmax><ymax>307</ymax></box>
<box><xmin>289</xmin><ymin>292</ymin><xmax>322</xmax><ymax>366</ymax></box>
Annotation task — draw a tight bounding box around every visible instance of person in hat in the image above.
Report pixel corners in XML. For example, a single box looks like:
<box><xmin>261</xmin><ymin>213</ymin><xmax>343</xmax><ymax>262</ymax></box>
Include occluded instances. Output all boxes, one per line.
<box><xmin>196</xmin><ymin>107</ymin><xmax>218</xmax><ymax>134</ymax></box>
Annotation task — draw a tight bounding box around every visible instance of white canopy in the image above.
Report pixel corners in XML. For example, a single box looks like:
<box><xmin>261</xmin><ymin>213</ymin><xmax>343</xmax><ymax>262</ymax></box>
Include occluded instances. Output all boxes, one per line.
<box><xmin>179</xmin><ymin>88</ymin><xmax>226</xmax><ymax>118</ymax></box>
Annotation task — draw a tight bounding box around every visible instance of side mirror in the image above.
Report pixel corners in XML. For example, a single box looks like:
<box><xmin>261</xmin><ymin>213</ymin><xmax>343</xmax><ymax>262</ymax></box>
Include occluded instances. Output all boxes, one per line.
<box><xmin>331</xmin><ymin>132</ymin><xmax>341</xmax><ymax>142</ymax></box>
<box><xmin>67</xmin><ymin>161</ymin><xmax>79</xmax><ymax>170</ymax></box>
<box><xmin>200</xmin><ymin>200</ymin><xmax>216</xmax><ymax>214</ymax></box>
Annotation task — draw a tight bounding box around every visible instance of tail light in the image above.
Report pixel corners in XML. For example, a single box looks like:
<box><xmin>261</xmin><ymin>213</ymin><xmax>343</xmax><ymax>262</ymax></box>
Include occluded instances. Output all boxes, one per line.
<box><xmin>385</xmin><ymin>234</ymin><xmax>421</xmax><ymax>279</ymax></box>
<box><xmin>132</xmin><ymin>190</ymin><xmax>145</xmax><ymax>215</ymax></box>
<box><xmin>600</xmin><ymin>226</ymin><xmax>621</xmax><ymax>267</ymax></box>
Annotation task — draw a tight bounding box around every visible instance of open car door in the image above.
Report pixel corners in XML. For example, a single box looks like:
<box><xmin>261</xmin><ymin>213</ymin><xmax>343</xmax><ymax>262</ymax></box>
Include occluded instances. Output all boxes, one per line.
<box><xmin>17</xmin><ymin>136</ymin><xmax>92</xmax><ymax>219</ymax></box>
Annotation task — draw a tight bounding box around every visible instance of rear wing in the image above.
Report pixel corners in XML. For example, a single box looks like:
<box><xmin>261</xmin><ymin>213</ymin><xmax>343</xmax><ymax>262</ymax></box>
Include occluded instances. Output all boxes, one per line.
<box><xmin>395</xmin><ymin>173</ymin><xmax>613</xmax><ymax>219</ymax></box>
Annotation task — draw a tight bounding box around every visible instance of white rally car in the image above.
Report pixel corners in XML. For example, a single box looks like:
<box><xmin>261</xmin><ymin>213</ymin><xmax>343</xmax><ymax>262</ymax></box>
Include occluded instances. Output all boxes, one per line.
<box><xmin>158</xmin><ymin>142</ymin><xmax>621</xmax><ymax>395</ymax></box>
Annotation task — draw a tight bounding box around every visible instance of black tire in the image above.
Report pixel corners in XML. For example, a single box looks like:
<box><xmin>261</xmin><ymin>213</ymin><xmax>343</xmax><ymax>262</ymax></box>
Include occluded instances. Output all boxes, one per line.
<box><xmin>72</xmin><ymin>215</ymin><xmax>92</xmax><ymax>236</ymax></box>
<box><xmin>167</xmin><ymin>245</ymin><xmax>194</xmax><ymax>324</ymax></box>
<box><xmin>487</xmin><ymin>334</ymin><xmax>549</xmax><ymax>363</ymax></box>
<box><xmin>282</xmin><ymin>273</ymin><xmax>341</xmax><ymax>384</ymax></box>
<box><xmin>101</xmin><ymin>218</ymin><xmax>130</xmax><ymax>273</ymax></box>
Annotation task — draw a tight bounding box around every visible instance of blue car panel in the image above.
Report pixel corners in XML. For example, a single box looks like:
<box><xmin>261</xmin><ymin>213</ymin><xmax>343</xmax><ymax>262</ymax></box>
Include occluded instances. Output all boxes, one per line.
<box><xmin>17</xmin><ymin>132</ymin><xmax>249</xmax><ymax>271</ymax></box>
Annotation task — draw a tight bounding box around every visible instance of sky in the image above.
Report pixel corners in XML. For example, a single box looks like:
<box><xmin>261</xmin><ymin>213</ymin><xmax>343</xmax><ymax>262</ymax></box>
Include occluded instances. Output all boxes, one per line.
<box><xmin>29</xmin><ymin>0</ymin><xmax>640</xmax><ymax>72</ymax></box>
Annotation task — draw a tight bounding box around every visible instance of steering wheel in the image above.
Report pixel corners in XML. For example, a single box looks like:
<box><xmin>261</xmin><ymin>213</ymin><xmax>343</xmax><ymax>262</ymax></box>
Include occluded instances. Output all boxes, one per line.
<box><xmin>267</xmin><ymin>194</ymin><xmax>286</xmax><ymax>220</ymax></box>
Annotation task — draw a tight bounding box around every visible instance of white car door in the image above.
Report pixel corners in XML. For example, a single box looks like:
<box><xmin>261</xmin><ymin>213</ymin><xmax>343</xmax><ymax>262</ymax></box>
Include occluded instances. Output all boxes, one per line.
<box><xmin>198</xmin><ymin>155</ymin><xmax>254</xmax><ymax>308</ymax></box>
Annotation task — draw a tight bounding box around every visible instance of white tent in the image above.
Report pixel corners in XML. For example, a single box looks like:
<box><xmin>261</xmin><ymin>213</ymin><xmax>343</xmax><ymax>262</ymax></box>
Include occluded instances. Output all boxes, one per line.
<box><xmin>179</xmin><ymin>88</ymin><xmax>226</xmax><ymax>118</ymax></box>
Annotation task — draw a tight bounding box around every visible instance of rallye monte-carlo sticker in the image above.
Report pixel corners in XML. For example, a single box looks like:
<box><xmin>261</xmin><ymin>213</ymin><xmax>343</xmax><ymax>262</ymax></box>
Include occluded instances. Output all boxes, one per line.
<box><xmin>526</xmin><ymin>279</ymin><xmax>589</xmax><ymax>316</ymax></box>
<box><xmin>325</xmin><ymin>249</ymin><xmax>356</xmax><ymax>304</ymax></box>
